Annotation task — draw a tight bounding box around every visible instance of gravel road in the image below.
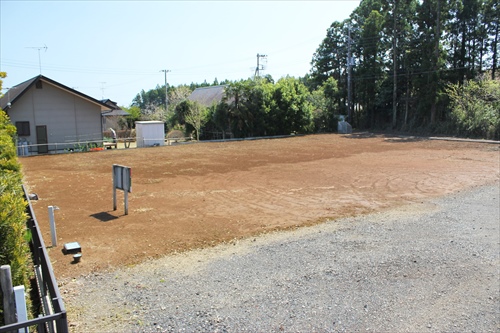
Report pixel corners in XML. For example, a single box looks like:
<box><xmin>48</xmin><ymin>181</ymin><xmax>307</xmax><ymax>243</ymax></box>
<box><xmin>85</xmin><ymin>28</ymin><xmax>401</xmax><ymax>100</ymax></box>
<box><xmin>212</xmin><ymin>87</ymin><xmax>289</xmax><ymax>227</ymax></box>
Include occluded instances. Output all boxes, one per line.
<box><xmin>64</xmin><ymin>182</ymin><xmax>500</xmax><ymax>332</ymax></box>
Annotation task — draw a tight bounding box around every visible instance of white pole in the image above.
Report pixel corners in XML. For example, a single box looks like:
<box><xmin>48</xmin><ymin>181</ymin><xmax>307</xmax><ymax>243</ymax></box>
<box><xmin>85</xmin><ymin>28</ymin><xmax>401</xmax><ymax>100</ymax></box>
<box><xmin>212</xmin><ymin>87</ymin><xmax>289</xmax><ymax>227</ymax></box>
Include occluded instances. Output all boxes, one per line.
<box><xmin>48</xmin><ymin>206</ymin><xmax>57</xmax><ymax>247</ymax></box>
<box><xmin>14</xmin><ymin>285</ymin><xmax>28</xmax><ymax>332</ymax></box>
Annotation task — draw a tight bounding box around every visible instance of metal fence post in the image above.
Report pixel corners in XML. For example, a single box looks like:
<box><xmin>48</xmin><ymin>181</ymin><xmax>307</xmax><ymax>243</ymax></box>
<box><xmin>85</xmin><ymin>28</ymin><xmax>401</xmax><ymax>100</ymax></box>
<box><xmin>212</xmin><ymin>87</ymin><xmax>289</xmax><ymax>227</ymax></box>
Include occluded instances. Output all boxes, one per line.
<box><xmin>0</xmin><ymin>265</ymin><xmax>16</xmax><ymax>326</ymax></box>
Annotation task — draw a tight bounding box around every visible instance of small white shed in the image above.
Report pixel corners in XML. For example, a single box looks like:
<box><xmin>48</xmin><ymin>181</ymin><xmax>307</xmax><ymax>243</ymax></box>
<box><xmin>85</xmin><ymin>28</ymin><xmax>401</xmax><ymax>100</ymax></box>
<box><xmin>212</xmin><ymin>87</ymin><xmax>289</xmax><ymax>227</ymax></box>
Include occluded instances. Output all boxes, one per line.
<box><xmin>135</xmin><ymin>121</ymin><xmax>165</xmax><ymax>147</ymax></box>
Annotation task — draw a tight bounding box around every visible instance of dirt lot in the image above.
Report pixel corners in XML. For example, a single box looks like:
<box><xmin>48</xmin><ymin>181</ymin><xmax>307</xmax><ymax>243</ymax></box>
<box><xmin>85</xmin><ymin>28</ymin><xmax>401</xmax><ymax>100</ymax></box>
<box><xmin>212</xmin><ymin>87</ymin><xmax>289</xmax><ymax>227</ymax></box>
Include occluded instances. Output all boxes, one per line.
<box><xmin>19</xmin><ymin>133</ymin><xmax>499</xmax><ymax>279</ymax></box>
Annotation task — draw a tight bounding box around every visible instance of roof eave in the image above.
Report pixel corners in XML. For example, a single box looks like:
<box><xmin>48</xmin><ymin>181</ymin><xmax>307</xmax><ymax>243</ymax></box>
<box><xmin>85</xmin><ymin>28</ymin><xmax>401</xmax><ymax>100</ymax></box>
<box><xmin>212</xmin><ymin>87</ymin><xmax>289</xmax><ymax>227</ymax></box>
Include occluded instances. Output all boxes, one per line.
<box><xmin>1</xmin><ymin>75</ymin><xmax>112</xmax><ymax>111</ymax></box>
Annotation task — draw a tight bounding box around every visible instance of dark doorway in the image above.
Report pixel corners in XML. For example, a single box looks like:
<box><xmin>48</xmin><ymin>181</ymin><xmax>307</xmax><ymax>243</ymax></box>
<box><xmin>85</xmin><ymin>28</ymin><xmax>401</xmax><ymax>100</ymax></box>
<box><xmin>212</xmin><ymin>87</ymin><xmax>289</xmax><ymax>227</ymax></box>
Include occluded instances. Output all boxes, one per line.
<box><xmin>36</xmin><ymin>125</ymin><xmax>48</xmax><ymax>154</ymax></box>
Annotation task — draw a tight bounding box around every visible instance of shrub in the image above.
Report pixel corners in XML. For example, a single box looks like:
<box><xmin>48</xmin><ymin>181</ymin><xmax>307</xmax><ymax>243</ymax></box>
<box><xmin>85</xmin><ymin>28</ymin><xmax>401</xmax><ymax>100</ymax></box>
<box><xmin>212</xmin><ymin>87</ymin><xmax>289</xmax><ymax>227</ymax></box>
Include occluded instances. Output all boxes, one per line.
<box><xmin>446</xmin><ymin>77</ymin><xmax>500</xmax><ymax>140</ymax></box>
<box><xmin>0</xmin><ymin>109</ymin><xmax>31</xmax><ymax>323</ymax></box>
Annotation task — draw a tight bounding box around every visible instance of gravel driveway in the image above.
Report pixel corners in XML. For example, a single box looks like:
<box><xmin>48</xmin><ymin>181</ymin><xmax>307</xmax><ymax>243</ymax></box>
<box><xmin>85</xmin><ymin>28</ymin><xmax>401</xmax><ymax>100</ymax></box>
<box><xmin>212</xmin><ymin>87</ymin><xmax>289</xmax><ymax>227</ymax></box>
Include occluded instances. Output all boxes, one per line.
<box><xmin>64</xmin><ymin>183</ymin><xmax>500</xmax><ymax>332</ymax></box>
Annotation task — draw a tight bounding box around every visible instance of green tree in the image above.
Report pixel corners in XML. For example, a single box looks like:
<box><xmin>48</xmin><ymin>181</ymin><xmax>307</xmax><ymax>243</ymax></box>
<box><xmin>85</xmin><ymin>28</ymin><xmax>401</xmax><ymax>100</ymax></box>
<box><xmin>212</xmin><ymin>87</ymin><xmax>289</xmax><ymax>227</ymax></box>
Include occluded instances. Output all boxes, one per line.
<box><xmin>227</xmin><ymin>80</ymin><xmax>253</xmax><ymax>137</ymax></box>
<box><xmin>382</xmin><ymin>0</ymin><xmax>420</xmax><ymax>128</ymax></box>
<box><xmin>168</xmin><ymin>85</ymin><xmax>192</xmax><ymax>112</ymax></box>
<box><xmin>445</xmin><ymin>0</ymin><xmax>485</xmax><ymax>85</ymax></box>
<box><xmin>121</xmin><ymin>105</ymin><xmax>141</xmax><ymax>129</ymax></box>
<box><xmin>243</xmin><ymin>79</ymin><xmax>274</xmax><ymax>137</ymax></box>
<box><xmin>310</xmin><ymin>20</ymin><xmax>349</xmax><ymax>91</ymax></box>
<box><xmin>309</xmin><ymin>87</ymin><xmax>327</xmax><ymax>132</ymax></box>
<box><xmin>357</xmin><ymin>9</ymin><xmax>386</xmax><ymax>127</ymax></box>
<box><xmin>0</xmin><ymin>71</ymin><xmax>5</xmax><ymax>94</ymax></box>
<box><xmin>484</xmin><ymin>0</ymin><xmax>499</xmax><ymax>79</ymax></box>
<box><xmin>412</xmin><ymin>0</ymin><xmax>448</xmax><ymax>125</ymax></box>
<box><xmin>446</xmin><ymin>76</ymin><xmax>500</xmax><ymax>139</ymax></box>
<box><xmin>270</xmin><ymin>77</ymin><xmax>314</xmax><ymax>135</ymax></box>
<box><xmin>183</xmin><ymin>100</ymin><xmax>208</xmax><ymax>141</ymax></box>
<box><xmin>141</xmin><ymin>104</ymin><xmax>166</xmax><ymax>122</ymax></box>
<box><xmin>224</xmin><ymin>79</ymin><xmax>273</xmax><ymax>138</ymax></box>
<box><xmin>393</xmin><ymin>0</ymin><xmax>420</xmax><ymax>128</ymax></box>
<box><xmin>309</xmin><ymin>0</ymin><xmax>498</xmax><ymax>132</ymax></box>
<box><xmin>173</xmin><ymin>99</ymin><xmax>190</xmax><ymax>128</ymax></box>
<box><xmin>208</xmin><ymin>101</ymin><xmax>230</xmax><ymax>139</ymax></box>
<box><xmin>310</xmin><ymin>77</ymin><xmax>341</xmax><ymax>132</ymax></box>
<box><xmin>132</xmin><ymin>85</ymin><xmax>165</xmax><ymax>110</ymax></box>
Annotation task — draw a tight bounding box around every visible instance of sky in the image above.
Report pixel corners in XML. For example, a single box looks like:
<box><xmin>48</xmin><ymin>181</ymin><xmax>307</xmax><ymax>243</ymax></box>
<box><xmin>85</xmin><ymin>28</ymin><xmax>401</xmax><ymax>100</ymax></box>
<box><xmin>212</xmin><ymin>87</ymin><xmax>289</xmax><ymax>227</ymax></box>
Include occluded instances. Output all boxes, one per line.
<box><xmin>1</xmin><ymin>0</ymin><xmax>360</xmax><ymax>107</ymax></box>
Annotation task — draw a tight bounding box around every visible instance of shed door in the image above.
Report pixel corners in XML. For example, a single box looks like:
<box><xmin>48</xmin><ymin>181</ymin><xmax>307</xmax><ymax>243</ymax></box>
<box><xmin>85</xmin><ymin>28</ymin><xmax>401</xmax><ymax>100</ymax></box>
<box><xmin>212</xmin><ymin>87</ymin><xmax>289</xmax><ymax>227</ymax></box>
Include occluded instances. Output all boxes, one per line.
<box><xmin>36</xmin><ymin>125</ymin><xmax>48</xmax><ymax>154</ymax></box>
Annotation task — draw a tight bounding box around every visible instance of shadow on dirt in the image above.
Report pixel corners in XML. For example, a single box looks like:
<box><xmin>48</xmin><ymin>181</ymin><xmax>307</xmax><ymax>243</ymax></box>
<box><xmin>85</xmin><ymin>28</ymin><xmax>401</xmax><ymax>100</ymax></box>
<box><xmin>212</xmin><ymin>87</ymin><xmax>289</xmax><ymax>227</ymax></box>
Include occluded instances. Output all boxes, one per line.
<box><xmin>341</xmin><ymin>132</ymin><xmax>378</xmax><ymax>139</ymax></box>
<box><xmin>342</xmin><ymin>132</ymin><xmax>428</xmax><ymax>143</ymax></box>
<box><xmin>90</xmin><ymin>211</ymin><xmax>119</xmax><ymax>222</ymax></box>
<box><xmin>383</xmin><ymin>136</ymin><xmax>428</xmax><ymax>143</ymax></box>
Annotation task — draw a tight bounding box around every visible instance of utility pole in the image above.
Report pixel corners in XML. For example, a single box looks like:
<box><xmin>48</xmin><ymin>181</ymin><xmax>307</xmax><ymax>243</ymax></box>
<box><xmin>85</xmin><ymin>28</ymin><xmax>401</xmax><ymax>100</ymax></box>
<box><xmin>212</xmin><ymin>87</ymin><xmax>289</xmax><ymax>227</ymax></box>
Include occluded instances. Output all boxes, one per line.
<box><xmin>347</xmin><ymin>26</ymin><xmax>353</xmax><ymax>123</ymax></box>
<box><xmin>160</xmin><ymin>69</ymin><xmax>171</xmax><ymax>111</ymax></box>
<box><xmin>254</xmin><ymin>54</ymin><xmax>267</xmax><ymax>79</ymax></box>
<box><xmin>392</xmin><ymin>0</ymin><xmax>398</xmax><ymax>129</ymax></box>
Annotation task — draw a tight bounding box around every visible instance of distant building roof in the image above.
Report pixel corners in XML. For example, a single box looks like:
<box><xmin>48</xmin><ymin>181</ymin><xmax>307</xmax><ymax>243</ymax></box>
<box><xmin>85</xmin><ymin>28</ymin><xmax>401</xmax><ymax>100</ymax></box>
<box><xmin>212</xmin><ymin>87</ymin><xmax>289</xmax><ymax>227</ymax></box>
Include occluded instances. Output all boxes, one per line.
<box><xmin>101</xmin><ymin>99</ymin><xmax>129</xmax><ymax>116</ymax></box>
<box><xmin>102</xmin><ymin>109</ymin><xmax>129</xmax><ymax>116</ymax></box>
<box><xmin>188</xmin><ymin>85</ymin><xmax>226</xmax><ymax>107</ymax></box>
<box><xmin>101</xmin><ymin>99</ymin><xmax>119</xmax><ymax>108</ymax></box>
<box><xmin>0</xmin><ymin>75</ymin><xmax>112</xmax><ymax>111</ymax></box>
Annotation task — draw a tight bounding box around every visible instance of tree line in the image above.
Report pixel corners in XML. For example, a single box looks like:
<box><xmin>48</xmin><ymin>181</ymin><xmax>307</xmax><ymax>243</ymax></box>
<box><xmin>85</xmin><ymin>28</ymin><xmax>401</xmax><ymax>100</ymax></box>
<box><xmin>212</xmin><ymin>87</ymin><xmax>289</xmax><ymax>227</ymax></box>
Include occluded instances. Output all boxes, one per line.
<box><xmin>309</xmin><ymin>0</ymin><xmax>499</xmax><ymax>135</ymax></box>
<box><xmin>123</xmin><ymin>75</ymin><xmax>343</xmax><ymax>140</ymax></box>
<box><xmin>123</xmin><ymin>0</ymin><xmax>499</xmax><ymax>140</ymax></box>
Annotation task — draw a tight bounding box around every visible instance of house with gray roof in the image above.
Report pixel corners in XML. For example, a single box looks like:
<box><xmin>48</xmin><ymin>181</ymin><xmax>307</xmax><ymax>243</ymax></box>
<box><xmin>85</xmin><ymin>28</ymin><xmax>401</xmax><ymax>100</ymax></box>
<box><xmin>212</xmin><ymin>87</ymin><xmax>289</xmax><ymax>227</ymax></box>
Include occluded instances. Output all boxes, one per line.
<box><xmin>0</xmin><ymin>75</ymin><xmax>112</xmax><ymax>154</ymax></box>
<box><xmin>101</xmin><ymin>99</ymin><xmax>129</xmax><ymax>131</ymax></box>
<box><xmin>188</xmin><ymin>85</ymin><xmax>234</xmax><ymax>140</ymax></box>
<box><xmin>188</xmin><ymin>85</ymin><xmax>226</xmax><ymax>107</ymax></box>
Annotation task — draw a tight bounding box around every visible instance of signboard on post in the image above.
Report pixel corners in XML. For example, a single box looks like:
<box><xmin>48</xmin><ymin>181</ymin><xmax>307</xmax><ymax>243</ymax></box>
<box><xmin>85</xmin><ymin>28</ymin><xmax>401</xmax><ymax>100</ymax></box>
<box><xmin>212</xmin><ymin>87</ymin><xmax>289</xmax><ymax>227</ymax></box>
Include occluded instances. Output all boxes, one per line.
<box><xmin>113</xmin><ymin>164</ymin><xmax>132</xmax><ymax>215</ymax></box>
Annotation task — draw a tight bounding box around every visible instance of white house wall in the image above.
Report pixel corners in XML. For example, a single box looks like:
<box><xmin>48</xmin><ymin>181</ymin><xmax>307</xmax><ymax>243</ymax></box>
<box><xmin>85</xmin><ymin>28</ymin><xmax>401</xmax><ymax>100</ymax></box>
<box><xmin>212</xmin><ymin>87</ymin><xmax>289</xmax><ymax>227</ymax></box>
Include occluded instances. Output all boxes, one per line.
<box><xmin>7</xmin><ymin>88</ymin><xmax>37</xmax><ymax>146</ymax></box>
<box><xmin>8</xmin><ymin>81</ymin><xmax>103</xmax><ymax>150</ymax></box>
<box><xmin>73</xmin><ymin>96</ymin><xmax>102</xmax><ymax>142</ymax></box>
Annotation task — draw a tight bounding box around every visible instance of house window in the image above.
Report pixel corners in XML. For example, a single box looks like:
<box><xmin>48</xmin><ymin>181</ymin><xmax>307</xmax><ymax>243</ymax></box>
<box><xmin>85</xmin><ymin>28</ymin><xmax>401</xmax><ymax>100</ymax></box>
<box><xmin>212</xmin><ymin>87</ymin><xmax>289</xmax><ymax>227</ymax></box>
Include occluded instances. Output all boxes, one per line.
<box><xmin>35</xmin><ymin>81</ymin><xmax>43</xmax><ymax>89</ymax></box>
<box><xmin>16</xmin><ymin>121</ymin><xmax>30</xmax><ymax>136</ymax></box>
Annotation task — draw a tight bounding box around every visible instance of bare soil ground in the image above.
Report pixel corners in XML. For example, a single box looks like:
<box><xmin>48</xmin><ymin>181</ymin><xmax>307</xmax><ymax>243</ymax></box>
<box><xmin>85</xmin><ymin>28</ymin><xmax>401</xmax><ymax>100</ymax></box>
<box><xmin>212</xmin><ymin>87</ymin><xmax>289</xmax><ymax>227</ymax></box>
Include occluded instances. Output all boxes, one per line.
<box><xmin>19</xmin><ymin>133</ymin><xmax>499</xmax><ymax>279</ymax></box>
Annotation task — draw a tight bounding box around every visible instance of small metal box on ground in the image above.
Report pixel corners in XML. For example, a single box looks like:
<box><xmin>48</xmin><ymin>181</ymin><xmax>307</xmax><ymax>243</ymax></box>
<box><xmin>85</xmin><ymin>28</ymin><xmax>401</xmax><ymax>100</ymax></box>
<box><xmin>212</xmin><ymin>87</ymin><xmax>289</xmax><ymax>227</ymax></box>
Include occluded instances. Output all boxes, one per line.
<box><xmin>63</xmin><ymin>242</ymin><xmax>81</xmax><ymax>254</ymax></box>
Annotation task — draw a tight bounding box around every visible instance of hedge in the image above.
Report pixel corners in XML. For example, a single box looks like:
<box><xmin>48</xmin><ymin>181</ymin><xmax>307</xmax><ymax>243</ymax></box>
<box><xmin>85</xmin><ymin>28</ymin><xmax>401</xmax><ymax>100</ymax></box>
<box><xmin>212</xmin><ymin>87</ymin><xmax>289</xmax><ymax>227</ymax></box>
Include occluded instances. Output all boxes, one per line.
<box><xmin>0</xmin><ymin>109</ymin><xmax>31</xmax><ymax>324</ymax></box>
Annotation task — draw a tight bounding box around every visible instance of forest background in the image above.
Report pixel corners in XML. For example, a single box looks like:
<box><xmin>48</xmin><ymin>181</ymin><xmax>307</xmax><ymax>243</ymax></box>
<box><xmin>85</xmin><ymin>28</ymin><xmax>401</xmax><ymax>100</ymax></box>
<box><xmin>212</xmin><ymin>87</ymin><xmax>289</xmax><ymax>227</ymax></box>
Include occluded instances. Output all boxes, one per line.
<box><xmin>88</xmin><ymin>0</ymin><xmax>500</xmax><ymax>140</ymax></box>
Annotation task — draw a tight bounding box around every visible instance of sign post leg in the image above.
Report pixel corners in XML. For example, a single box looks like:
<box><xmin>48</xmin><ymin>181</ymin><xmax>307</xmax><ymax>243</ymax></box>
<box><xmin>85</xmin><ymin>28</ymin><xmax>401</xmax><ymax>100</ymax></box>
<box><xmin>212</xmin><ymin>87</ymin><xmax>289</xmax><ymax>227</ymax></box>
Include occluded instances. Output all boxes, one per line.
<box><xmin>113</xmin><ymin>164</ymin><xmax>117</xmax><ymax>211</ymax></box>
<box><xmin>124</xmin><ymin>190</ymin><xmax>128</xmax><ymax>215</ymax></box>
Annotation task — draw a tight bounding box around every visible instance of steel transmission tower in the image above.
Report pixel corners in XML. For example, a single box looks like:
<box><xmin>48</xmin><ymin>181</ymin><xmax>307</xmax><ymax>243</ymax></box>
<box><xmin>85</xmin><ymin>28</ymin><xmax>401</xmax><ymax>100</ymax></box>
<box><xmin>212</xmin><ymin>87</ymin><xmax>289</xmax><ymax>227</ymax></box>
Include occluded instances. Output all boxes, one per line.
<box><xmin>254</xmin><ymin>54</ymin><xmax>267</xmax><ymax>79</ymax></box>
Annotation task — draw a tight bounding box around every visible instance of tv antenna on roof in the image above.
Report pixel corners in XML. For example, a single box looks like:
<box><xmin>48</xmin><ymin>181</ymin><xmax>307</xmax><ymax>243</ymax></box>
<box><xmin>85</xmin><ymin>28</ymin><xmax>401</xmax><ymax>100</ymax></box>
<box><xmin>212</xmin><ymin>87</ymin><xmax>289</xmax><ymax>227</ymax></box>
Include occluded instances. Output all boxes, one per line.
<box><xmin>26</xmin><ymin>44</ymin><xmax>48</xmax><ymax>74</ymax></box>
